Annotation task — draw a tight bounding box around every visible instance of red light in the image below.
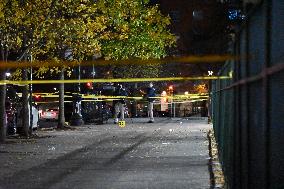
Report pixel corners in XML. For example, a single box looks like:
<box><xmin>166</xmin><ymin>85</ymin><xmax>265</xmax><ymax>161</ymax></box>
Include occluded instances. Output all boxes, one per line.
<box><xmin>35</xmin><ymin>95</ymin><xmax>41</xmax><ymax>99</ymax></box>
<box><xmin>86</xmin><ymin>82</ymin><xmax>93</xmax><ymax>89</ymax></box>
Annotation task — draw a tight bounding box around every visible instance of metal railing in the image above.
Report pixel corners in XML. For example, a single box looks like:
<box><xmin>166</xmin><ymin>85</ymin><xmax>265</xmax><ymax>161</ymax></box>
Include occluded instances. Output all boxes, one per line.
<box><xmin>211</xmin><ymin>1</ymin><xmax>284</xmax><ymax>188</ymax></box>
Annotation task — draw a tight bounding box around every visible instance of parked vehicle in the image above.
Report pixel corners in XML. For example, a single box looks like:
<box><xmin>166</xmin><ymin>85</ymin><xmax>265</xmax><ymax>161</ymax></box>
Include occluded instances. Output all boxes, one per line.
<box><xmin>16</xmin><ymin>105</ymin><xmax>39</xmax><ymax>134</ymax></box>
<box><xmin>5</xmin><ymin>101</ymin><xmax>17</xmax><ymax>135</ymax></box>
<box><xmin>5</xmin><ymin>86</ymin><xmax>18</xmax><ymax>135</ymax></box>
<box><xmin>41</xmin><ymin>108</ymin><xmax>59</xmax><ymax>121</ymax></box>
<box><xmin>5</xmin><ymin>85</ymin><xmax>39</xmax><ymax>135</ymax></box>
<box><xmin>82</xmin><ymin>102</ymin><xmax>112</xmax><ymax>124</ymax></box>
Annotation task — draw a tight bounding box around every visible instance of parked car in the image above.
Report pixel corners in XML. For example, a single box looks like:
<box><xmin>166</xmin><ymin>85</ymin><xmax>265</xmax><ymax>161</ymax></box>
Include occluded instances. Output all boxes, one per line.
<box><xmin>41</xmin><ymin>108</ymin><xmax>59</xmax><ymax>121</ymax></box>
<box><xmin>82</xmin><ymin>102</ymin><xmax>112</xmax><ymax>124</ymax></box>
<box><xmin>5</xmin><ymin>86</ymin><xmax>18</xmax><ymax>135</ymax></box>
<box><xmin>5</xmin><ymin>85</ymin><xmax>39</xmax><ymax>135</ymax></box>
<box><xmin>5</xmin><ymin>101</ymin><xmax>17</xmax><ymax>135</ymax></box>
<box><xmin>16</xmin><ymin>105</ymin><xmax>39</xmax><ymax>134</ymax></box>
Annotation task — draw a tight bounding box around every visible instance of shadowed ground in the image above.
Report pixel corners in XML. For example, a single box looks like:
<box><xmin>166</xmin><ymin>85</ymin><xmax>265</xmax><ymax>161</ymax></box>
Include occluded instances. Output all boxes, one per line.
<box><xmin>0</xmin><ymin>118</ymin><xmax>211</xmax><ymax>189</ymax></box>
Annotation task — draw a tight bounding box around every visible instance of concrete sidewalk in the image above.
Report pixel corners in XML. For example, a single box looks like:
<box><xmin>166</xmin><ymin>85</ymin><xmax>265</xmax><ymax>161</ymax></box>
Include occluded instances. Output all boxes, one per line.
<box><xmin>0</xmin><ymin>118</ymin><xmax>212</xmax><ymax>189</ymax></box>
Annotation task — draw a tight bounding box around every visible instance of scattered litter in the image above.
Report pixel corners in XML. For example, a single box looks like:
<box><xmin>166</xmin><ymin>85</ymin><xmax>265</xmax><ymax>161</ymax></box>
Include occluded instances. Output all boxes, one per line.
<box><xmin>169</xmin><ymin>129</ymin><xmax>173</xmax><ymax>132</ymax></box>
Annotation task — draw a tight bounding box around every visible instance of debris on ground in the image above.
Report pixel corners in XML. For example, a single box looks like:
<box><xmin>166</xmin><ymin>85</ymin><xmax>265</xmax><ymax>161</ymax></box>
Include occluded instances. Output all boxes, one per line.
<box><xmin>208</xmin><ymin>129</ymin><xmax>225</xmax><ymax>188</ymax></box>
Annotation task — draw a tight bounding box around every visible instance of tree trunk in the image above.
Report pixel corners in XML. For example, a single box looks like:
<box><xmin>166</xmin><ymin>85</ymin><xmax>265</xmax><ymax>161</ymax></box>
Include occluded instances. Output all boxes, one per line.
<box><xmin>0</xmin><ymin>71</ymin><xmax>6</xmax><ymax>142</ymax></box>
<box><xmin>22</xmin><ymin>68</ymin><xmax>30</xmax><ymax>137</ymax></box>
<box><xmin>0</xmin><ymin>46</ymin><xmax>7</xmax><ymax>142</ymax></box>
<box><xmin>57</xmin><ymin>69</ymin><xmax>65</xmax><ymax>128</ymax></box>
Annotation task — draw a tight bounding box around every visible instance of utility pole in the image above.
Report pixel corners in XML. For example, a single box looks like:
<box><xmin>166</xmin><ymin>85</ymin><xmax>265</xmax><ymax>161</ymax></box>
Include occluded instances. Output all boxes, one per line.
<box><xmin>29</xmin><ymin>54</ymin><xmax>33</xmax><ymax>134</ymax></box>
<box><xmin>70</xmin><ymin>64</ymin><xmax>84</xmax><ymax>126</ymax></box>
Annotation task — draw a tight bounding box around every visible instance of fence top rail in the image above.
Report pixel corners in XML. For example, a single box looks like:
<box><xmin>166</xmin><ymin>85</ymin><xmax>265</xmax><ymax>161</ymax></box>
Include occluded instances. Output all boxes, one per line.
<box><xmin>212</xmin><ymin>61</ymin><xmax>284</xmax><ymax>93</ymax></box>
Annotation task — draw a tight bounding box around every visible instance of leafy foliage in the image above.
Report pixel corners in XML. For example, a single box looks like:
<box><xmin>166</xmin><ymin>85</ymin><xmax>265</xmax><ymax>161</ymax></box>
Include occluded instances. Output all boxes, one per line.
<box><xmin>96</xmin><ymin>0</ymin><xmax>176</xmax><ymax>78</ymax></box>
<box><xmin>97</xmin><ymin>0</ymin><xmax>175</xmax><ymax>60</ymax></box>
<box><xmin>1</xmin><ymin>0</ymin><xmax>175</xmax><ymax>77</ymax></box>
<box><xmin>37</xmin><ymin>0</ymin><xmax>101</xmax><ymax>60</ymax></box>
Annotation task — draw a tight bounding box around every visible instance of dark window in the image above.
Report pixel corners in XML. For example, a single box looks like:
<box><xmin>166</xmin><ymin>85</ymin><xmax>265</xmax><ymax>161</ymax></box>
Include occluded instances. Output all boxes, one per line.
<box><xmin>169</xmin><ymin>11</ymin><xmax>181</xmax><ymax>23</ymax></box>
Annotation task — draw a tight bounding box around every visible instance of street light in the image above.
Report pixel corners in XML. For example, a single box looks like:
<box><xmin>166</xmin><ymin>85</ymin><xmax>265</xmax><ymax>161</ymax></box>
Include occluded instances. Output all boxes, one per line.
<box><xmin>91</xmin><ymin>71</ymin><xmax>96</xmax><ymax>77</ymax></box>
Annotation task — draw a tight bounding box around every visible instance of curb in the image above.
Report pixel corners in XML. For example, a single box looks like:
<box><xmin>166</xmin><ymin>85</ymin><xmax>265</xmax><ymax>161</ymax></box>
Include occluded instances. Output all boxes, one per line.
<box><xmin>207</xmin><ymin>129</ymin><xmax>225</xmax><ymax>189</ymax></box>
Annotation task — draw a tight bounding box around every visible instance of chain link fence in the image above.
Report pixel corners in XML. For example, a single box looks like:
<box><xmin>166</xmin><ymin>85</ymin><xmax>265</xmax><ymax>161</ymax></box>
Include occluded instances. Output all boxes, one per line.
<box><xmin>211</xmin><ymin>1</ymin><xmax>284</xmax><ymax>188</ymax></box>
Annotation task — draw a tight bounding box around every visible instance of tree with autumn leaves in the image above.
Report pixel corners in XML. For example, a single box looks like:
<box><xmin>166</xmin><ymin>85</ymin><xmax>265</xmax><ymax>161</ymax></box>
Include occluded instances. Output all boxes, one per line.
<box><xmin>0</xmin><ymin>0</ymin><xmax>176</xmax><ymax>142</ymax></box>
<box><xmin>98</xmin><ymin>0</ymin><xmax>176</xmax><ymax>78</ymax></box>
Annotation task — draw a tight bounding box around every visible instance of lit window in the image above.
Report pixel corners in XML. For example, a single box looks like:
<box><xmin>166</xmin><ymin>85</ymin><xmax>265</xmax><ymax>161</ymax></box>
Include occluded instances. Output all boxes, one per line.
<box><xmin>192</xmin><ymin>10</ymin><xmax>204</xmax><ymax>20</ymax></box>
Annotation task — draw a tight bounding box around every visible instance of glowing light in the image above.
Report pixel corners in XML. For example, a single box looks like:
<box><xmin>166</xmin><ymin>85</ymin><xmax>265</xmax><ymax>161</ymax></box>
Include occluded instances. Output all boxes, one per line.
<box><xmin>86</xmin><ymin>82</ymin><xmax>92</xmax><ymax>87</ymax></box>
<box><xmin>35</xmin><ymin>95</ymin><xmax>41</xmax><ymax>100</ymax></box>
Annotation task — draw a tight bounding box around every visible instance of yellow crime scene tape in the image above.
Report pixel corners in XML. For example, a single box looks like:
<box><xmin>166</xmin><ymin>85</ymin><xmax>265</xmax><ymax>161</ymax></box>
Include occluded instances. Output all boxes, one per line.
<box><xmin>29</xmin><ymin>92</ymin><xmax>209</xmax><ymax>100</ymax></box>
<box><xmin>34</xmin><ymin>96</ymin><xmax>208</xmax><ymax>101</ymax></box>
<box><xmin>0</xmin><ymin>75</ymin><xmax>231</xmax><ymax>85</ymax></box>
<box><xmin>154</xmin><ymin>99</ymin><xmax>208</xmax><ymax>104</ymax></box>
<box><xmin>35</xmin><ymin>101</ymin><xmax>73</xmax><ymax>104</ymax></box>
<box><xmin>5</xmin><ymin>55</ymin><xmax>229</xmax><ymax>115</ymax></box>
<box><xmin>0</xmin><ymin>55</ymin><xmax>237</xmax><ymax>69</ymax></box>
<box><xmin>35</xmin><ymin>99</ymin><xmax>207</xmax><ymax>104</ymax></box>
<box><xmin>85</xmin><ymin>96</ymin><xmax>208</xmax><ymax>100</ymax></box>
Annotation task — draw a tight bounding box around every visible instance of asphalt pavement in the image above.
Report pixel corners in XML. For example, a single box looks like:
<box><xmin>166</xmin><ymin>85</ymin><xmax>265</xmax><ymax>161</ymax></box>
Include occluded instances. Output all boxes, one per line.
<box><xmin>0</xmin><ymin>117</ymin><xmax>212</xmax><ymax>189</ymax></box>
